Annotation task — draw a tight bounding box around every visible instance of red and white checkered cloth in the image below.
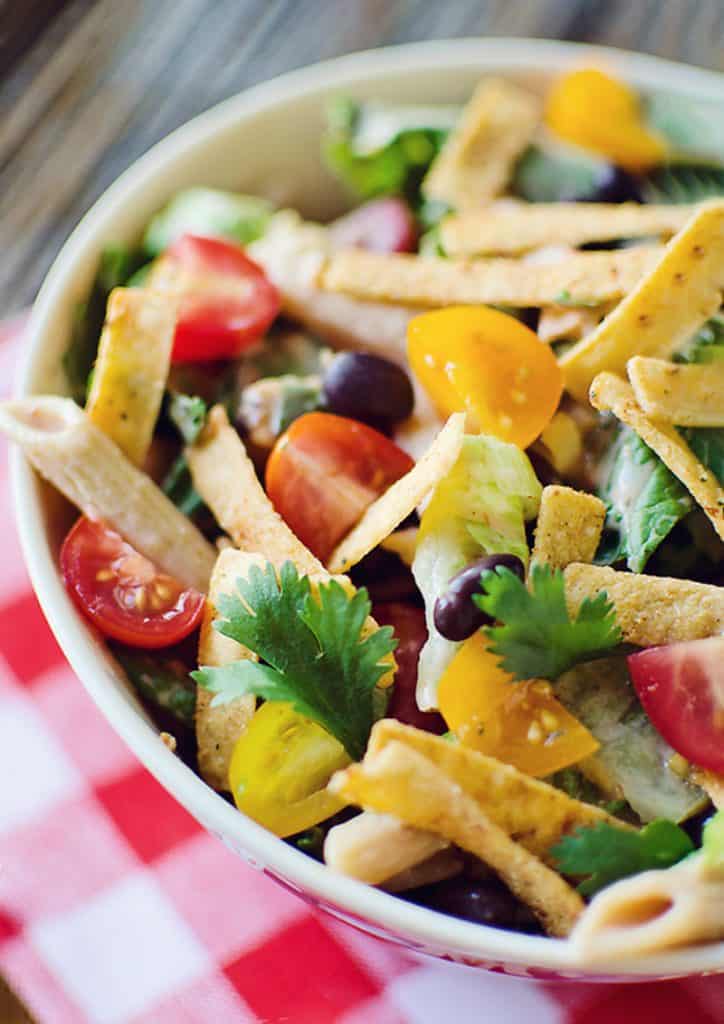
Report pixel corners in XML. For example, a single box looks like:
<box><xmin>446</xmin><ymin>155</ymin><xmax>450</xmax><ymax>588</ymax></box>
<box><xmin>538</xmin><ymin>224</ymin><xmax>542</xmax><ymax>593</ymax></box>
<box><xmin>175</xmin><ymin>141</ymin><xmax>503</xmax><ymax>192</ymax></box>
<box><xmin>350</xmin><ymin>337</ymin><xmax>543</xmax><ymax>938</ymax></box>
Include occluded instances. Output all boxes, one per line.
<box><xmin>0</xmin><ymin>318</ymin><xmax>723</xmax><ymax>1023</ymax></box>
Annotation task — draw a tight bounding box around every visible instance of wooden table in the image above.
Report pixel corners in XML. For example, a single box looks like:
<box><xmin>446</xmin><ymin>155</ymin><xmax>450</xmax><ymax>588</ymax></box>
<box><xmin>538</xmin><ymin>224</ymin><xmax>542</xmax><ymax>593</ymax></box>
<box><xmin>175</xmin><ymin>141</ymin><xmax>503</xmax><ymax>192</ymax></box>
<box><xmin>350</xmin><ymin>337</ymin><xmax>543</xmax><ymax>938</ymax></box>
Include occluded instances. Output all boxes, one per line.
<box><xmin>0</xmin><ymin>1</ymin><xmax>721</xmax><ymax>1018</ymax></box>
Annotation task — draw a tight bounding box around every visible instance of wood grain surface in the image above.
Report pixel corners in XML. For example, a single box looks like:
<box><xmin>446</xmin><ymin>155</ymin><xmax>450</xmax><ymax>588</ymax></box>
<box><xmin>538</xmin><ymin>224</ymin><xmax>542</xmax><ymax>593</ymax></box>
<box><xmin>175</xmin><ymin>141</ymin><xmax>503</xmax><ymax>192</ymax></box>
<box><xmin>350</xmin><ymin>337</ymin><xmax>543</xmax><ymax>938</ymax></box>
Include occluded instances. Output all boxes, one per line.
<box><xmin>0</xmin><ymin>0</ymin><xmax>722</xmax><ymax>315</ymax></box>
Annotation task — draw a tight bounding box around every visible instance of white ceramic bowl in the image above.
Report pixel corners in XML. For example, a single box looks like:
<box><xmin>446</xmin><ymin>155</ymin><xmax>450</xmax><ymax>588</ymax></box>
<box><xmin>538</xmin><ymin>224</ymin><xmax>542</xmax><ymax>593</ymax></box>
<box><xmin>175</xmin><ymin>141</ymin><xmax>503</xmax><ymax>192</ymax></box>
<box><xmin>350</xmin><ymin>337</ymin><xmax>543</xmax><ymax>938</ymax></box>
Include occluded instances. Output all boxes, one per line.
<box><xmin>12</xmin><ymin>38</ymin><xmax>724</xmax><ymax>981</ymax></box>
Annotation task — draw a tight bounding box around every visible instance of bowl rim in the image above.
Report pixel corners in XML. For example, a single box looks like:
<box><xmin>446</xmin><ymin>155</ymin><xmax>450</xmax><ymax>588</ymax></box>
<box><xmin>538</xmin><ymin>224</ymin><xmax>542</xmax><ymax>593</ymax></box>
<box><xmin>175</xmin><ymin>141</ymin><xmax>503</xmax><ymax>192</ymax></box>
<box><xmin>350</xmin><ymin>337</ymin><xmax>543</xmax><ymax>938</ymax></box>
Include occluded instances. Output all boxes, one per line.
<box><xmin>11</xmin><ymin>37</ymin><xmax>724</xmax><ymax>978</ymax></box>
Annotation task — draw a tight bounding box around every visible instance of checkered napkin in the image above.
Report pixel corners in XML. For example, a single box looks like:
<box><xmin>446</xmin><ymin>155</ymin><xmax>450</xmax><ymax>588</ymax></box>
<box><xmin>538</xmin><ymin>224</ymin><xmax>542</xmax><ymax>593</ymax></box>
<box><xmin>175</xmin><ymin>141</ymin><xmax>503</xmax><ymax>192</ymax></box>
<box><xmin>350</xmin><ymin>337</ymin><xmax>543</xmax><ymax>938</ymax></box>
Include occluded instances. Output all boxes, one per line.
<box><xmin>0</xmin><ymin>318</ymin><xmax>722</xmax><ymax>1023</ymax></box>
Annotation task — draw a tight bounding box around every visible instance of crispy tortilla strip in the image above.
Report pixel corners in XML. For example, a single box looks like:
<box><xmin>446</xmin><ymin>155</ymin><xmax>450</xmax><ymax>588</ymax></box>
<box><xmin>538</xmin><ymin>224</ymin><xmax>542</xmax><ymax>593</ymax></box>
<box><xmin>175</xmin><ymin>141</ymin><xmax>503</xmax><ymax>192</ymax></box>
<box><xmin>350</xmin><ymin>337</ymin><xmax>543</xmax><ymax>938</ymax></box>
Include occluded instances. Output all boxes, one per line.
<box><xmin>589</xmin><ymin>372</ymin><xmax>724</xmax><ymax>539</ymax></box>
<box><xmin>86</xmin><ymin>288</ymin><xmax>178</xmax><ymax>466</ymax></box>
<box><xmin>422</xmin><ymin>78</ymin><xmax>540</xmax><ymax>211</ymax></box>
<box><xmin>532</xmin><ymin>485</ymin><xmax>606</xmax><ymax>571</ymax></box>
<box><xmin>331</xmin><ymin>741</ymin><xmax>584</xmax><ymax>936</ymax></box>
<box><xmin>627</xmin><ymin>356</ymin><xmax>724</xmax><ymax>427</ymax></box>
<box><xmin>196</xmin><ymin>548</ymin><xmax>262</xmax><ymax>791</ymax></box>
<box><xmin>247</xmin><ymin>210</ymin><xmax>421</xmax><ymax>361</ymax></box>
<box><xmin>537</xmin><ymin>305</ymin><xmax>603</xmax><ymax>344</ymax></box>
<box><xmin>441</xmin><ymin>203</ymin><xmax>693</xmax><ymax>258</ymax></box>
<box><xmin>691</xmin><ymin>769</ymin><xmax>724</xmax><ymax>809</ymax></box>
<box><xmin>564</xmin><ymin>563</ymin><xmax>724</xmax><ymax>646</ymax></box>
<box><xmin>560</xmin><ymin>200</ymin><xmax>724</xmax><ymax>402</ymax></box>
<box><xmin>324</xmin><ymin>811</ymin><xmax>449</xmax><ymax>886</ymax></box>
<box><xmin>187</xmin><ymin>405</ymin><xmax>323</xmax><ymax>575</ymax></box>
<box><xmin>0</xmin><ymin>396</ymin><xmax>215</xmax><ymax>592</ymax></box>
<box><xmin>318</xmin><ymin>246</ymin><xmax>661</xmax><ymax>309</ymax></box>
<box><xmin>571</xmin><ymin>854</ymin><xmax>724</xmax><ymax>960</ymax></box>
<box><xmin>327</xmin><ymin>413</ymin><xmax>465</xmax><ymax>573</ymax></box>
<box><xmin>366</xmin><ymin>719</ymin><xmax>629</xmax><ymax>860</ymax></box>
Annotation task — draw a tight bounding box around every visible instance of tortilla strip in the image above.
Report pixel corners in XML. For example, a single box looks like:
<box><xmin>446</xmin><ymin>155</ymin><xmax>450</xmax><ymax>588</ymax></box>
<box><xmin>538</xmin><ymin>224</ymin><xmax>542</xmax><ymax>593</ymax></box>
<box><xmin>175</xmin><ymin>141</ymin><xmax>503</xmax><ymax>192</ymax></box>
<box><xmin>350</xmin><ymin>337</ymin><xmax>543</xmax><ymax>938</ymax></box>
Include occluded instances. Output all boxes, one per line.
<box><xmin>627</xmin><ymin>356</ymin><xmax>724</xmax><ymax>427</ymax></box>
<box><xmin>330</xmin><ymin>740</ymin><xmax>584</xmax><ymax>937</ymax></box>
<box><xmin>560</xmin><ymin>200</ymin><xmax>724</xmax><ymax>402</ymax></box>
<box><xmin>247</xmin><ymin>210</ymin><xmax>421</xmax><ymax>362</ymax></box>
<box><xmin>537</xmin><ymin>305</ymin><xmax>603</xmax><ymax>345</ymax></box>
<box><xmin>366</xmin><ymin>719</ymin><xmax>629</xmax><ymax>859</ymax></box>
<box><xmin>383</xmin><ymin>847</ymin><xmax>465</xmax><ymax>892</ymax></box>
<box><xmin>327</xmin><ymin>413</ymin><xmax>465</xmax><ymax>573</ymax></box>
<box><xmin>589</xmin><ymin>372</ymin><xmax>724</xmax><ymax>540</ymax></box>
<box><xmin>86</xmin><ymin>288</ymin><xmax>178</xmax><ymax>466</ymax></box>
<box><xmin>441</xmin><ymin>203</ymin><xmax>694</xmax><ymax>258</ymax></box>
<box><xmin>571</xmin><ymin>854</ymin><xmax>724</xmax><ymax>960</ymax></box>
<box><xmin>422</xmin><ymin>78</ymin><xmax>540</xmax><ymax>211</ymax></box>
<box><xmin>531</xmin><ymin>485</ymin><xmax>606</xmax><ymax>571</ymax></box>
<box><xmin>691</xmin><ymin>769</ymin><xmax>724</xmax><ymax>809</ymax></box>
<box><xmin>318</xmin><ymin>246</ymin><xmax>661</xmax><ymax>309</ymax></box>
<box><xmin>564</xmin><ymin>563</ymin><xmax>724</xmax><ymax>646</ymax></box>
<box><xmin>196</xmin><ymin>549</ymin><xmax>261</xmax><ymax>790</ymax></box>
<box><xmin>324</xmin><ymin>811</ymin><xmax>449</xmax><ymax>886</ymax></box>
<box><xmin>380</xmin><ymin>527</ymin><xmax>418</xmax><ymax>567</ymax></box>
<box><xmin>187</xmin><ymin>405</ymin><xmax>323</xmax><ymax>575</ymax></box>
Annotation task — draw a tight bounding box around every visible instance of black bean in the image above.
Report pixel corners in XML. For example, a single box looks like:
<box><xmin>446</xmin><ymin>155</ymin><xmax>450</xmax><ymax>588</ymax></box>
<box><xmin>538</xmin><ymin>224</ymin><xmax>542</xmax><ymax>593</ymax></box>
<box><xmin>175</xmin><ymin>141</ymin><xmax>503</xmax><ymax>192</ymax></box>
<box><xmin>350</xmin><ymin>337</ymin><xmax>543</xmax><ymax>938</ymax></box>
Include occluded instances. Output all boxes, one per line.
<box><xmin>587</xmin><ymin>164</ymin><xmax>643</xmax><ymax>204</ymax></box>
<box><xmin>322</xmin><ymin>352</ymin><xmax>414</xmax><ymax>428</ymax></box>
<box><xmin>433</xmin><ymin>554</ymin><xmax>525</xmax><ymax>642</ymax></box>
<box><xmin>403</xmin><ymin>876</ymin><xmax>542</xmax><ymax>934</ymax></box>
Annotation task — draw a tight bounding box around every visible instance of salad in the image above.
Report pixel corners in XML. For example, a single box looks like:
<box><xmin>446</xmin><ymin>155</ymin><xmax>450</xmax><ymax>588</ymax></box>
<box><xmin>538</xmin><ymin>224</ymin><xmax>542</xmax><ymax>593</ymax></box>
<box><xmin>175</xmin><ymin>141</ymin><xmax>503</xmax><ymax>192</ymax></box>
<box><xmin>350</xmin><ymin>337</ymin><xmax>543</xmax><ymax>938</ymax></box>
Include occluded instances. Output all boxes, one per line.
<box><xmin>3</xmin><ymin>66</ymin><xmax>724</xmax><ymax>960</ymax></box>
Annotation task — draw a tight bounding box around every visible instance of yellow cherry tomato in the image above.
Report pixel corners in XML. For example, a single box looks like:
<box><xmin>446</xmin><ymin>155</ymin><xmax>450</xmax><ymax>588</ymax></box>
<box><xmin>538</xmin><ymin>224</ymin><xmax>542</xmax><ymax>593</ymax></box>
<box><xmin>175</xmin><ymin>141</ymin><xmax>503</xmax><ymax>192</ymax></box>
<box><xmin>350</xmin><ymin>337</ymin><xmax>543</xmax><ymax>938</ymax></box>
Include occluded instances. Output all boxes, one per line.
<box><xmin>228</xmin><ymin>701</ymin><xmax>349</xmax><ymax>837</ymax></box>
<box><xmin>407</xmin><ymin>306</ymin><xmax>563</xmax><ymax>449</ymax></box>
<box><xmin>545</xmin><ymin>68</ymin><xmax>667</xmax><ymax>172</ymax></box>
<box><xmin>437</xmin><ymin>632</ymin><xmax>599</xmax><ymax>777</ymax></box>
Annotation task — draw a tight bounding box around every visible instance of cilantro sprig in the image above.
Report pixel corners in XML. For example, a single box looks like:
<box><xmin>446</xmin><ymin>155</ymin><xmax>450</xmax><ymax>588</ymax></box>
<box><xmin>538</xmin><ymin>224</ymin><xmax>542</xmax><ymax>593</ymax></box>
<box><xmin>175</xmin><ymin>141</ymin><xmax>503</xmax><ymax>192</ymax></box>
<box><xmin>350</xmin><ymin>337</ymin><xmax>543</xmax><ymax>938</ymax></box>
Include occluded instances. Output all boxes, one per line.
<box><xmin>550</xmin><ymin>820</ymin><xmax>694</xmax><ymax>897</ymax></box>
<box><xmin>474</xmin><ymin>564</ymin><xmax>622</xmax><ymax>682</ymax></box>
<box><xmin>193</xmin><ymin>561</ymin><xmax>396</xmax><ymax>760</ymax></box>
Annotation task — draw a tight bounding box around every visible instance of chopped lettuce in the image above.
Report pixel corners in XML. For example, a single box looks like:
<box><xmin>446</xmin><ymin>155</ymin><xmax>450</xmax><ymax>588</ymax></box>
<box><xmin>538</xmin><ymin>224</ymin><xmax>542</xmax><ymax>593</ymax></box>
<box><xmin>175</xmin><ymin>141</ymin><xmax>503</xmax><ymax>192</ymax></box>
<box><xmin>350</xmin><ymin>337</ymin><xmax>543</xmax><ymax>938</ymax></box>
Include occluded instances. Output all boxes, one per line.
<box><xmin>323</xmin><ymin>97</ymin><xmax>458</xmax><ymax>200</ymax></box>
<box><xmin>679</xmin><ymin>427</ymin><xmax>724</xmax><ymax>486</ymax></box>
<box><xmin>639</xmin><ymin>164</ymin><xmax>724</xmax><ymax>204</ymax></box>
<box><xmin>412</xmin><ymin>435</ymin><xmax>541</xmax><ymax>709</ymax></box>
<box><xmin>674</xmin><ymin>315</ymin><xmax>724</xmax><ymax>365</ymax></box>
<box><xmin>645</xmin><ymin>92</ymin><xmax>724</xmax><ymax>164</ymax></box>
<box><xmin>112</xmin><ymin>647</ymin><xmax>196</xmax><ymax>727</ymax></box>
<box><xmin>142</xmin><ymin>188</ymin><xmax>274</xmax><ymax>256</ymax></box>
<box><xmin>555</xmin><ymin>656</ymin><xmax>707</xmax><ymax>824</ymax></box>
<box><xmin>596</xmin><ymin>427</ymin><xmax>693</xmax><ymax>573</ymax></box>
<box><xmin>702</xmin><ymin>811</ymin><xmax>724</xmax><ymax>870</ymax></box>
<box><xmin>511</xmin><ymin>144</ymin><xmax>607</xmax><ymax>203</ymax></box>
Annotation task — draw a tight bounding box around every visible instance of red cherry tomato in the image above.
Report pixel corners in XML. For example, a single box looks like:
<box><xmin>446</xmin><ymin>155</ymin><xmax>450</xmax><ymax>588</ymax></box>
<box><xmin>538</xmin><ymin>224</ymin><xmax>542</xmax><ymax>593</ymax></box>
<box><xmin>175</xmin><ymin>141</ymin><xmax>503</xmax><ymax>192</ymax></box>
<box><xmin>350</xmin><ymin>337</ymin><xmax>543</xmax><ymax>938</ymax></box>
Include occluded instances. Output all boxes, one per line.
<box><xmin>265</xmin><ymin>412</ymin><xmax>414</xmax><ymax>562</ymax></box>
<box><xmin>60</xmin><ymin>518</ymin><xmax>205</xmax><ymax>648</ymax></box>
<box><xmin>628</xmin><ymin>636</ymin><xmax>724</xmax><ymax>773</ymax></box>
<box><xmin>328</xmin><ymin>198</ymin><xmax>417</xmax><ymax>253</ymax></box>
<box><xmin>160</xmin><ymin>234</ymin><xmax>279</xmax><ymax>363</ymax></box>
<box><xmin>374</xmin><ymin>602</ymin><xmax>447</xmax><ymax>734</ymax></box>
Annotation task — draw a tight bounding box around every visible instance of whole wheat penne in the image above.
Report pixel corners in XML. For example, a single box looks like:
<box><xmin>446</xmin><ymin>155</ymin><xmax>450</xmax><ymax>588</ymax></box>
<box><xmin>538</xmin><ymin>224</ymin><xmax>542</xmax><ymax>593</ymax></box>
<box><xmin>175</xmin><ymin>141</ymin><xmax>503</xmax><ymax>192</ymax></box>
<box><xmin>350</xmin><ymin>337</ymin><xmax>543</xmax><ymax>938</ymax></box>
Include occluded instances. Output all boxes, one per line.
<box><xmin>324</xmin><ymin>811</ymin><xmax>449</xmax><ymax>886</ymax></box>
<box><xmin>564</xmin><ymin>563</ymin><xmax>724</xmax><ymax>646</ymax></box>
<box><xmin>85</xmin><ymin>288</ymin><xmax>178</xmax><ymax>465</ymax></box>
<box><xmin>422</xmin><ymin>78</ymin><xmax>540</xmax><ymax>210</ymax></box>
<box><xmin>441</xmin><ymin>202</ymin><xmax>694</xmax><ymax>257</ymax></box>
<box><xmin>196</xmin><ymin>548</ymin><xmax>262</xmax><ymax>790</ymax></box>
<box><xmin>627</xmin><ymin>356</ymin><xmax>724</xmax><ymax>426</ymax></box>
<box><xmin>561</xmin><ymin>200</ymin><xmax>724</xmax><ymax>402</ymax></box>
<box><xmin>571</xmin><ymin>854</ymin><xmax>724</xmax><ymax>960</ymax></box>
<box><xmin>187</xmin><ymin>405</ymin><xmax>323</xmax><ymax>576</ymax></box>
<box><xmin>589</xmin><ymin>372</ymin><xmax>724</xmax><ymax>540</ymax></box>
<box><xmin>330</xmin><ymin>741</ymin><xmax>584</xmax><ymax>937</ymax></box>
<box><xmin>531</xmin><ymin>485</ymin><xmax>606</xmax><ymax>571</ymax></box>
<box><xmin>318</xmin><ymin>246</ymin><xmax>661</xmax><ymax>309</ymax></box>
<box><xmin>0</xmin><ymin>396</ymin><xmax>215</xmax><ymax>592</ymax></box>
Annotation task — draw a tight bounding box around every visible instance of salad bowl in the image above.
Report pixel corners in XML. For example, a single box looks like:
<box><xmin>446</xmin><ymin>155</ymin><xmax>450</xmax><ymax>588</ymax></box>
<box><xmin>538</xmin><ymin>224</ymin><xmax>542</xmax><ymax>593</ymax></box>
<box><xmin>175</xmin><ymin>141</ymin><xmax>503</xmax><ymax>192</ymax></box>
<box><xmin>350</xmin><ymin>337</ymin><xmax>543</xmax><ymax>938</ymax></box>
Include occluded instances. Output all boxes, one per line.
<box><xmin>10</xmin><ymin>38</ymin><xmax>724</xmax><ymax>980</ymax></box>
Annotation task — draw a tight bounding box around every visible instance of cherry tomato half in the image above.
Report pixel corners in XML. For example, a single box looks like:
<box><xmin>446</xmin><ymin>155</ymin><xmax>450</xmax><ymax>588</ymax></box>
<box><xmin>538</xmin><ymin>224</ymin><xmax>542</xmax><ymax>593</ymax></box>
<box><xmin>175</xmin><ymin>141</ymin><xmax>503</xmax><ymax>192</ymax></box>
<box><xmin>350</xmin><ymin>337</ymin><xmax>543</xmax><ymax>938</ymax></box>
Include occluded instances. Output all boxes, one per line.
<box><xmin>60</xmin><ymin>517</ymin><xmax>205</xmax><ymax>648</ymax></box>
<box><xmin>628</xmin><ymin>636</ymin><xmax>724</xmax><ymax>774</ymax></box>
<box><xmin>408</xmin><ymin>306</ymin><xmax>563</xmax><ymax>449</ymax></box>
<box><xmin>265</xmin><ymin>412</ymin><xmax>414</xmax><ymax>562</ymax></box>
<box><xmin>155</xmin><ymin>234</ymin><xmax>280</xmax><ymax>363</ymax></box>
<box><xmin>373</xmin><ymin>602</ymin><xmax>447</xmax><ymax>734</ymax></box>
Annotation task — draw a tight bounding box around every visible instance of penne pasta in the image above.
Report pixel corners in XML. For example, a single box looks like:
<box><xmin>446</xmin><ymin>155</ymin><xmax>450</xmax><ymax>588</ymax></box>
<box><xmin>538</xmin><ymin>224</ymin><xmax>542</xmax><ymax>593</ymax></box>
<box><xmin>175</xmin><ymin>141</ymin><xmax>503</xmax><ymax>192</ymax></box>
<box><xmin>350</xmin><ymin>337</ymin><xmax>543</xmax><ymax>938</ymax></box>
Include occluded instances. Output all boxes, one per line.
<box><xmin>441</xmin><ymin>202</ymin><xmax>694</xmax><ymax>257</ymax></box>
<box><xmin>85</xmin><ymin>288</ymin><xmax>178</xmax><ymax>465</ymax></box>
<box><xmin>422</xmin><ymin>78</ymin><xmax>540</xmax><ymax>210</ymax></box>
<box><xmin>318</xmin><ymin>246</ymin><xmax>661</xmax><ymax>309</ymax></box>
<box><xmin>0</xmin><ymin>396</ymin><xmax>215</xmax><ymax>592</ymax></box>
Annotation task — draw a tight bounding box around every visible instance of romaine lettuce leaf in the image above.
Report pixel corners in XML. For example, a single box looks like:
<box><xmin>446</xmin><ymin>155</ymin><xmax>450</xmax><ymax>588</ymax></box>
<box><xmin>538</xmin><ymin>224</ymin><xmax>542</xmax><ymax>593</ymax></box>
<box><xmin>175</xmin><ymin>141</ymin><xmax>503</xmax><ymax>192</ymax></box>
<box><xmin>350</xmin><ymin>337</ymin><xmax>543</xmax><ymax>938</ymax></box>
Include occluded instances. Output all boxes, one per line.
<box><xmin>674</xmin><ymin>315</ymin><xmax>724</xmax><ymax>365</ymax></box>
<box><xmin>679</xmin><ymin>427</ymin><xmax>724</xmax><ymax>486</ymax></box>
<box><xmin>143</xmin><ymin>188</ymin><xmax>274</xmax><ymax>256</ymax></box>
<box><xmin>412</xmin><ymin>434</ymin><xmax>541</xmax><ymax>709</ymax></box>
<box><xmin>596</xmin><ymin>427</ymin><xmax>693</xmax><ymax>573</ymax></box>
<box><xmin>703</xmin><ymin>810</ymin><xmax>724</xmax><ymax>869</ymax></box>
<box><xmin>645</xmin><ymin>92</ymin><xmax>724</xmax><ymax>164</ymax></box>
<box><xmin>323</xmin><ymin>97</ymin><xmax>458</xmax><ymax>200</ymax></box>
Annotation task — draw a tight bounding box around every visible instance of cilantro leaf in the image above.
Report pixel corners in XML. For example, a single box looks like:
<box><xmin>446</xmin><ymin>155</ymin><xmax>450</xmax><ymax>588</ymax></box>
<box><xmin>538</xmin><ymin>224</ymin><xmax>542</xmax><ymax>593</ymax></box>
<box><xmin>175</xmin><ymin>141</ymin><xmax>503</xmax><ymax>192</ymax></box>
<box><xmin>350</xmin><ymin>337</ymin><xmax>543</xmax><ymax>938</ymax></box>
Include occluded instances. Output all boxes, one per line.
<box><xmin>475</xmin><ymin>565</ymin><xmax>622</xmax><ymax>682</ymax></box>
<box><xmin>550</xmin><ymin>819</ymin><xmax>694</xmax><ymax>896</ymax></box>
<box><xmin>193</xmin><ymin>561</ymin><xmax>396</xmax><ymax>760</ymax></box>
